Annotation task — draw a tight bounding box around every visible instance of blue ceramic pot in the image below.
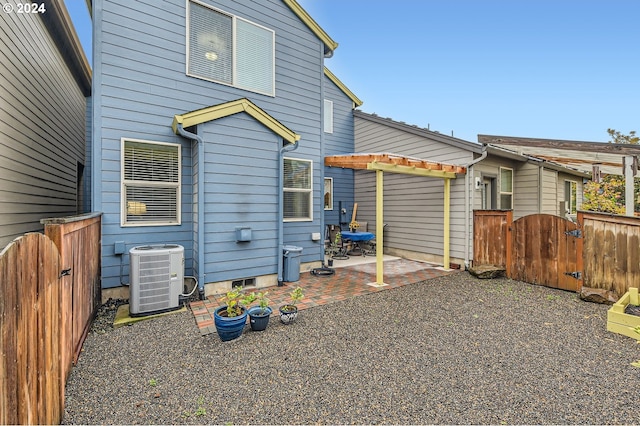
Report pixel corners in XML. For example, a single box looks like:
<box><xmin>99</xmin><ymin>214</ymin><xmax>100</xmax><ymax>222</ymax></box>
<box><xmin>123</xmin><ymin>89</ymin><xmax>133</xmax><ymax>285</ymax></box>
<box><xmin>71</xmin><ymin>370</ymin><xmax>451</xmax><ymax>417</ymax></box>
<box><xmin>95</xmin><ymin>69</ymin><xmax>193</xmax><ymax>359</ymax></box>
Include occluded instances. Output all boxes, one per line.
<box><xmin>279</xmin><ymin>305</ymin><xmax>298</xmax><ymax>324</ymax></box>
<box><xmin>248</xmin><ymin>306</ymin><xmax>272</xmax><ymax>331</ymax></box>
<box><xmin>213</xmin><ymin>306</ymin><xmax>248</xmax><ymax>341</ymax></box>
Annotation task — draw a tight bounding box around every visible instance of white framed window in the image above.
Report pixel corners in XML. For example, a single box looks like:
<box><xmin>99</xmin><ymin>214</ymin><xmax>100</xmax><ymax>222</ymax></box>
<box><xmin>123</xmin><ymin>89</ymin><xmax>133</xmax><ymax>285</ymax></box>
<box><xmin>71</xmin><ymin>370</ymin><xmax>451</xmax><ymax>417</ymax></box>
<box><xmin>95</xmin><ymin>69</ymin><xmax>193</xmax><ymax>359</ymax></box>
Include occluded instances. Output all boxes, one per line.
<box><xmin>324</xmin><ymin>99</ymin><xmax>333</xmax><ymax>133</ymax></box>
<box><xmin>284</xmin><ymin>158</ymin><xmax>312</xmax><ymax>221</ymax></box>
<box><xmin>121</xmin><ymin>138</ymin><xmax>181</xmax><ymax>226</ymax></box>
<box><xmin>187</xmin><ymin>0</ymin><xmax>275</xmax><ymax>96</ymax></box>
<box><xmin>565</xmin><ymin>180</ymin><xmax>578</xmax><ymax>214</ymax></box>
<box><xmin>324</xmin><ymin>177</ymin><xmax>333</xmax><ymax>210</ymax></box>
<box><xmin>499</xmin><ymin>167</ymin><xmax>513</xmax><ymax>209</ymax></box>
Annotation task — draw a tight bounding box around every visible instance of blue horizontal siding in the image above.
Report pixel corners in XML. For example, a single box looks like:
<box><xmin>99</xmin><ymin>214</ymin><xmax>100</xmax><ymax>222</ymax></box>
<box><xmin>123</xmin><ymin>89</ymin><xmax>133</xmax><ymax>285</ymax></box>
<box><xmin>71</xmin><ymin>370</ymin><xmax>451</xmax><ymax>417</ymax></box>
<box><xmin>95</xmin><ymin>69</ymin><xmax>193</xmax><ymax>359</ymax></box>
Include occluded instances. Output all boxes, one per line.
<box><xmin>94</xmin><ymin>0</ymin><xmax>329</xmax><ymax>288</ymax></box>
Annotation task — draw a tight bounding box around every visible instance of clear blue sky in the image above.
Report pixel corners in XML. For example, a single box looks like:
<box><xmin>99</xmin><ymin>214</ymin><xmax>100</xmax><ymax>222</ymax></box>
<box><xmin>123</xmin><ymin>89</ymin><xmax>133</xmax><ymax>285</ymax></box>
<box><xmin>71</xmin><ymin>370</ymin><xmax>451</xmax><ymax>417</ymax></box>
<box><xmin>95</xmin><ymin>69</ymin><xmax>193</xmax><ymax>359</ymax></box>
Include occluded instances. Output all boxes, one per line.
<box><xmin>65</xmin><ymin>0</ymin><xmax>639</xmax><ymax>143</ymax></box>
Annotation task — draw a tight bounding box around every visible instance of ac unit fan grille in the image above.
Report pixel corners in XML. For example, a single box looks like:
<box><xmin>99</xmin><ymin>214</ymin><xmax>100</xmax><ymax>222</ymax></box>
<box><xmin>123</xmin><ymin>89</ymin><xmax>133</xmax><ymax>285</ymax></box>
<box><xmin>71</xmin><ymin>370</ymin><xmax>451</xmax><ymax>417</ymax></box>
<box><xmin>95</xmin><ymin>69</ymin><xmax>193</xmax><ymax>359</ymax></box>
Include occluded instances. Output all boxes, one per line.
<box><xmin>138</xmin><ymin>253</ymin><xmax>172</xmax><ymax>311</ymax></box>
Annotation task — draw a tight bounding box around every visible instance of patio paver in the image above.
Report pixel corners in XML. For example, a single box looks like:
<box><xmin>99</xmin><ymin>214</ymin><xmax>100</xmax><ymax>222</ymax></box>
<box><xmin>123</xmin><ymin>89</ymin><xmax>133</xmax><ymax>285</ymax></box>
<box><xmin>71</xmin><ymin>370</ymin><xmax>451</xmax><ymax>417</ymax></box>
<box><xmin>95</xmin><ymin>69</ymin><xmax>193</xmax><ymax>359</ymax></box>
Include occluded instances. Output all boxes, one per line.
<box><xmin>189</xmin><ymin>258</ymin><xmax>457</xmax><ymax>336</ymax></box>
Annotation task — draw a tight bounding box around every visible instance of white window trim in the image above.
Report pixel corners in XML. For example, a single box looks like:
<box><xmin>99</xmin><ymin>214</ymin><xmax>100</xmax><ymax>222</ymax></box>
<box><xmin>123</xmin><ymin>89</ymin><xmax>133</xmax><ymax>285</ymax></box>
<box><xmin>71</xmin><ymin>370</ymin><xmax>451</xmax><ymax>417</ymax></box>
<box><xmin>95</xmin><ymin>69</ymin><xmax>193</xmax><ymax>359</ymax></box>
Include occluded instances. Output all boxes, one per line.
<box><xmin>121</xmin><ymin>138</ymin><xmax>182</xmax><ymax>227</ymax></box>
<box><xmin>186</xmin><ymin>0</ymin><xmax>276</xmax><ymax>97</ymax></box>
<box><xmin>284</xmin><ymin>157</ymin><xmax>313</xmax><ymax>222</ymax></box>
<box><xmin>324</xmin><ymin>99</ymin><xmax>333</xmax><ymax>134</ymax></box>
<box><xmin>499</xmin><ymin>167</ymin><xmax>513</xmax><ymax>210</ymax></box>
<box><xmin>324</xmin><ymin>177</ymin><xmax>333</xmax><ymax>210</ymax></box>
<box><xmin>565</xmin><ymin>180</ymin><xmax>578</xmax><ymax>214</ymax></box>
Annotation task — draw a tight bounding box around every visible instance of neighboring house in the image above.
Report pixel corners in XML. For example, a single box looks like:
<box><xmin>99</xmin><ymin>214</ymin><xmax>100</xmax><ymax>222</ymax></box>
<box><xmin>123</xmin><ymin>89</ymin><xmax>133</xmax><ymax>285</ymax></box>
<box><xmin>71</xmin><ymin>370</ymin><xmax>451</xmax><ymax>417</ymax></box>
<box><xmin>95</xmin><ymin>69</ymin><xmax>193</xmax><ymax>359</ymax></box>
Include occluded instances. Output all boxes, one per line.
<box><xmin>479</xmin><ymin>134</ymin><xmax>640</xmax><ymax>177</ymax></box>
<box><xmin>0</xmin><ymin>0</ymin><xmax>91</xmax><ymax>249</ymax></box>
<box><xmin>349</xmin><ymin>111</ymin><xmax>590</xmax><ymax>269</ymax></box>
<box><xmin>91</xmin><ymin>0</ymin><xmax>360</xmax><ymax>298</ymax></box>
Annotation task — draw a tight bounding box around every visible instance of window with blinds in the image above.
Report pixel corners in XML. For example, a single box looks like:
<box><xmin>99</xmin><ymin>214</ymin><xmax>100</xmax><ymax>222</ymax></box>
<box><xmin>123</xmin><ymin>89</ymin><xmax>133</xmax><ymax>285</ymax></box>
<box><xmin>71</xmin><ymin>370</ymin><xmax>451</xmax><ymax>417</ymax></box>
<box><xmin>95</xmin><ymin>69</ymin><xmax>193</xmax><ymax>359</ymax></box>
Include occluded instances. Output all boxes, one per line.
<box><xmin>187</xmin><ymin>0</ymin><xmax>275</xmax><ymax>96</ymax></box>
<box><xmin>284</xmin><ymin>158</ymin><xmax>312</xmax><ymax>221</ymax></box>
<box><xmin>122</xmin><ymin>139</ymin><xmax>181</xmax><ymax>226</ymax></box>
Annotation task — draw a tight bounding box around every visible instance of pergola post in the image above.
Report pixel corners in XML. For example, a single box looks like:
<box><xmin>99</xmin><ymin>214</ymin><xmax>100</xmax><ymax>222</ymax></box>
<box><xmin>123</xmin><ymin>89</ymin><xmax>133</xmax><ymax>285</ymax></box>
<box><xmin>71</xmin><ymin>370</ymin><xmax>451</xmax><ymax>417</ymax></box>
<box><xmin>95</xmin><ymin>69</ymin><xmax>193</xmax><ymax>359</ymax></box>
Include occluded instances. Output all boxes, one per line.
<box><xmin>444</xmin><ymin>178</ymin><xmax>451</xmax><ymax>269</ymax></box>
<box><xmin>376</xmin><ymin>169</ymin><xmax>384</xmax><ymax>285</ymax></box>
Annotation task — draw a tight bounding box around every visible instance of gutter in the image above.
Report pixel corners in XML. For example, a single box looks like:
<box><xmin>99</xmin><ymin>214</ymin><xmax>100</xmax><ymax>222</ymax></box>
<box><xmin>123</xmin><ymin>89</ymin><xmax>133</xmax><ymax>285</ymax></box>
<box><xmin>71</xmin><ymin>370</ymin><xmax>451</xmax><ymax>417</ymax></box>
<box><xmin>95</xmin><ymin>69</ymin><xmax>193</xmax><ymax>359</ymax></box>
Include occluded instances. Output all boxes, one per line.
<box><xmin>175</xmin><ymin>124</ymin><xmax>206</xmax><ymax>300</ymax></box>
<box><xmin>463</xmin><ymin>148</ymin><xmax>488</xmax><ymax>269</ymax></box>
<box><xmin>278</xmin><ymin>139</ymin><xmax>300</xmax><ymax>286</ymax></box>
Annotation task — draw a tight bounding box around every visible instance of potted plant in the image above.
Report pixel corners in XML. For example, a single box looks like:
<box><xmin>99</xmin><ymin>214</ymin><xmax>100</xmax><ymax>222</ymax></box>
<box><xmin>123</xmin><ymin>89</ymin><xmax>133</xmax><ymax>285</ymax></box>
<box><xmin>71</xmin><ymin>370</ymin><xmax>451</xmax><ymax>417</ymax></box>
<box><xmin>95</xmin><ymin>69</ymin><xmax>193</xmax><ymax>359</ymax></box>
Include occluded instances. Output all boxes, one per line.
<box><xmin>328</xmin><ymin>231</ymin><xmax>348</xmax><ymax>261</ymax></box>
<box><xmin>279</xmin><ymin>286</ymin><xmax>304</xmax><ymax>324</ymax></box>
<box><xmin>213</xmin><ymin>287</ymin><xmax>254</xmax><ymax>341</ymax></box>
<box><xmin>247</xmin><ymin>291</ymin><xmax>272</xmax><ymax>332</ymax></box>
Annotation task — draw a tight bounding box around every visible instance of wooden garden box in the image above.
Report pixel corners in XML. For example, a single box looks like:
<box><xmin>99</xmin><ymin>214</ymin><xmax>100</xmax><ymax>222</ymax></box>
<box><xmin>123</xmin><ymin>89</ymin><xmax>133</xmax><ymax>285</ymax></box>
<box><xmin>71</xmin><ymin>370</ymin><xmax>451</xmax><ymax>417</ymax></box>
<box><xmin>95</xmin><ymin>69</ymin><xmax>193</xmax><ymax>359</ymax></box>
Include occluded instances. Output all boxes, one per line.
<box><xmin>607</xmin><ymin>287</ymin><xmax>640</xmax><ymax>341</ymax></box>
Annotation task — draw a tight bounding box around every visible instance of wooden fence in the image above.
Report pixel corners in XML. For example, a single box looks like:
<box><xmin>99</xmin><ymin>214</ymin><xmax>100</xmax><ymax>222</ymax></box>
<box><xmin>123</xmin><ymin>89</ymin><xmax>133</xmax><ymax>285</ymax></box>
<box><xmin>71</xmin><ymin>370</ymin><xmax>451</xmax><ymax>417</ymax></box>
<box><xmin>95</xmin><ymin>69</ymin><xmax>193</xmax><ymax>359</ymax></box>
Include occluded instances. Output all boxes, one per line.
<box><xmin>474</xmin><ymin>209</ymin><xmax>640</xmax><ymax>296</ymax></box>
<box><xmin>581</xmin><ymin>211</ymin><xmax>640</xmax><ymax>297</ymax></box>
<box><xmin>0</xmin><ymin>213</ymin><xmax>101</xmax><ymax>425</ymax></box>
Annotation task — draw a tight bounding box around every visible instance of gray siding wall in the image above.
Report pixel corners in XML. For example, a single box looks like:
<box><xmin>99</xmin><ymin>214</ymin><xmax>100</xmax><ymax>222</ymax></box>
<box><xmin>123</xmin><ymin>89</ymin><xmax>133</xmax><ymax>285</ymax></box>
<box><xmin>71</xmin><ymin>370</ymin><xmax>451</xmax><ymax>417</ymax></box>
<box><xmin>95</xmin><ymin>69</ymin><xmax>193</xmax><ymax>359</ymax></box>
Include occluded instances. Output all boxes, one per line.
<box><xmin>94</xmin><ymin>0</ymin><xmax>326</xmax><ymax>287</ymax></box>
<box><xmin>354</xmin><ymin>115</ymin><xmax>474</xmax><ymax>262</ymax></box>
<box><xmin>541</xmin><ymin>168</ymin><xmax>558</xmax><ymax>214</ymax></box>
<box><xmin>513</xmin><ymin>161</ymin><xmax>540</xmax><ymax>218</ymax></box>
<box><xmin>0</xmin><ymin>3</ymin><xmax>87</xmax><ymax>249</ymax></box>
<box><xmin>323</xmin><ymin>76</ymin><xmax>355</xmax><ymax>227</ymax></box>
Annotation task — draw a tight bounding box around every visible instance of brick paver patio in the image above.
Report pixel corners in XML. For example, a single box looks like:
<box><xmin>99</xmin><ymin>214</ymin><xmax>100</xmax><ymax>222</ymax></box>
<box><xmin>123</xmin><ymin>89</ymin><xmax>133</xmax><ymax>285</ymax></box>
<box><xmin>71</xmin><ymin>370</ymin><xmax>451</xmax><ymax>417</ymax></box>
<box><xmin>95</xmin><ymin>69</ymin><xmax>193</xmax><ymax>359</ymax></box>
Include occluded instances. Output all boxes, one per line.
<box><xmin>189</xmin><ymin>258</ymin><xmax>457</xmax><ymax>336</ymax></box>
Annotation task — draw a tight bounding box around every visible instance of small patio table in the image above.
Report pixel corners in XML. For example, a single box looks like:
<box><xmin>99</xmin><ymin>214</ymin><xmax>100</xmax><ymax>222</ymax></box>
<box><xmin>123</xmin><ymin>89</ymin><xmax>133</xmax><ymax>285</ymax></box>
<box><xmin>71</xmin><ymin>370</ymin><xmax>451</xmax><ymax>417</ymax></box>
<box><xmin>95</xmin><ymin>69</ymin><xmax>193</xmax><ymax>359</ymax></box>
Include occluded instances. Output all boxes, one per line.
<box><xmin>340</xmin><ymin>231</ymin><xmax>375</xmax><ymax>256</ymax></box>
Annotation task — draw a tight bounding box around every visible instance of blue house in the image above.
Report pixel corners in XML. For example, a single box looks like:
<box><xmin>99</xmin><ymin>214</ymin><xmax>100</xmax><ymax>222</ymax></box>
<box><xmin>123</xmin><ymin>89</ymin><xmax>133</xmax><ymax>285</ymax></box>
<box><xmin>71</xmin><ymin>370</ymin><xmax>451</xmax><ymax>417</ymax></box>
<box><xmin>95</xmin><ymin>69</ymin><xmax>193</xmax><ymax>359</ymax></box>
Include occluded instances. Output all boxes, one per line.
<box><xmin>91</xmin><ymin>0</ymin><xmax>361</xmax><ymax>300</ymax></box>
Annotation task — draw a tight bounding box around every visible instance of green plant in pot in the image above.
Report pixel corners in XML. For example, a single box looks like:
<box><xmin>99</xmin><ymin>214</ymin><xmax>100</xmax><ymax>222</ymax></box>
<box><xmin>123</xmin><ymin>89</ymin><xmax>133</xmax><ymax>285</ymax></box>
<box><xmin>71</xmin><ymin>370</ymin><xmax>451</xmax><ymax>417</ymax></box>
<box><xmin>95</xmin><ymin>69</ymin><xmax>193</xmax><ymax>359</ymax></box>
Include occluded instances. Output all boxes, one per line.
<box><xmin>213</xmin><ymin>287</ymin><xmax>255</xmax><ymax>341</ymax></box>
<box><xmin>279</xmin><ymin>286</ymin><xmax>303</xmax><ymax>324</ymax></box>
<box><xmin>247</xmin><ymin>291</ymin><xmax>272</xmax><ymax>332</ymax></box>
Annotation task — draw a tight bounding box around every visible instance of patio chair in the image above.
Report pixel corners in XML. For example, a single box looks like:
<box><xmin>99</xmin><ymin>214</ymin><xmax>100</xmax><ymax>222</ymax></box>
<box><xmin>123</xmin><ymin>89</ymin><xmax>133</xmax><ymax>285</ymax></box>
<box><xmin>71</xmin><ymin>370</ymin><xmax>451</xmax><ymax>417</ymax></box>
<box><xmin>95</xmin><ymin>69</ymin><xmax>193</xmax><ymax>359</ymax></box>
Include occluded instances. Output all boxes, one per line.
<box><xmin>326</xmin><ymin>224</ymin><xmax>349</xmax><ymax>260</ymax></box>
<box><xmin>362</xmin><ymin>223</ymin><xmax>387</xmax><ymax>256</ymax></box>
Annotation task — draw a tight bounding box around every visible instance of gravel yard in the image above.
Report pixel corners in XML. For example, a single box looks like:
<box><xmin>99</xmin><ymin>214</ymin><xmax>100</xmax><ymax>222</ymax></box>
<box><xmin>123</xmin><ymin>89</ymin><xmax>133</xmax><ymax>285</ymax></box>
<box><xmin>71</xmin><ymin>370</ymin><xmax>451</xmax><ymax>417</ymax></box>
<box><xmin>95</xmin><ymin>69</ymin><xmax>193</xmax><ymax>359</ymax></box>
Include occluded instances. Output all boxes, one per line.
<box><xmin>62</xmin><ymin>273</ymin><xmax>640</xmax><ymax>425</ymax></box>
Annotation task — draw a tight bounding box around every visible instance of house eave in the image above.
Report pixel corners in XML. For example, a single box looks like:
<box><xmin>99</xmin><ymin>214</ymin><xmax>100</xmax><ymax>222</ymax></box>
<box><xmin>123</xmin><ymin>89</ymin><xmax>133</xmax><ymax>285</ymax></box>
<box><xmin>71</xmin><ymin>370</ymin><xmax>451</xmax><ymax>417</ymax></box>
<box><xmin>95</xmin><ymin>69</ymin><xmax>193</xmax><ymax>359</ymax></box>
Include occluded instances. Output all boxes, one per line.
<box><xmin>282</xmin><ymin>0</ymin><xmax>338</xmax><ymax>56</ymax></box>
<box><xmin>485</xmin><ymin>144</ymin><xmax>591</xmax><ymax>178</ymax></box>
<box><xmin>172</xmin><ymin>98</ymin><xmax>301</xmax><ymax>144</ymax></box>
<box><xmin>41</xmin><ymin>0</ymin><xmax>91</xmax><ymax>96</ymax></box>
<box><xmin>324</xmin><ymin>67</ymin><xmax>363</xmax><ymax>108</ymax></box>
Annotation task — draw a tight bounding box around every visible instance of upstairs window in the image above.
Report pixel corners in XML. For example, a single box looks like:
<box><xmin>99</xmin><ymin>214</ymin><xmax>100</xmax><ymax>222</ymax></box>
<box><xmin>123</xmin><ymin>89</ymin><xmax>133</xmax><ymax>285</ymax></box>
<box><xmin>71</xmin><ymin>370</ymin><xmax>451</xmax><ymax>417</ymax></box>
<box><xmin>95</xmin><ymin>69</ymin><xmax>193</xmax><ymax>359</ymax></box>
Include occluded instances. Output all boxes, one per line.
<box><xmin>187</xmin><ymin>0</ymin><xmax>275</xmax><ymax>96</ymax></box>
<box><xmin>324</xmin><ymin>99</ymin><xmax>333</xmax><ymax>133</ymax></box>
<box><xmin>284</xmin><ymin>158</ymin><xmax>312</xmax><ymax>221</ymax></box>
<box><xmin>499</xmin><ymin>167</ymin><xmax>513</xmax><ymax>209</ymax></box>
<box><xmin>122</xmin><ymin>139</ymin><xmax>181</xmax><ymax>226</ymax></box>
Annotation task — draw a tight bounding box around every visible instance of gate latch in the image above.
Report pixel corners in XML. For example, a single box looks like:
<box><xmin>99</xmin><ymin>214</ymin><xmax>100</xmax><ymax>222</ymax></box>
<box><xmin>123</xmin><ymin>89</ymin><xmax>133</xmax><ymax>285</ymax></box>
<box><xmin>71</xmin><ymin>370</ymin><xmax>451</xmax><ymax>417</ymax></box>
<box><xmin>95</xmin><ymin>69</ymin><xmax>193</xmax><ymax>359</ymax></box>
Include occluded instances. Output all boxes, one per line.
<box><xmin>565</xmin><ymin>229</ymin><xmax>582</xmax><ymax>238</ymax></box>
<box><xmin>564</xmin><ymin>271</ymin><xmax>582</xmax><ymax>280</ymax></box>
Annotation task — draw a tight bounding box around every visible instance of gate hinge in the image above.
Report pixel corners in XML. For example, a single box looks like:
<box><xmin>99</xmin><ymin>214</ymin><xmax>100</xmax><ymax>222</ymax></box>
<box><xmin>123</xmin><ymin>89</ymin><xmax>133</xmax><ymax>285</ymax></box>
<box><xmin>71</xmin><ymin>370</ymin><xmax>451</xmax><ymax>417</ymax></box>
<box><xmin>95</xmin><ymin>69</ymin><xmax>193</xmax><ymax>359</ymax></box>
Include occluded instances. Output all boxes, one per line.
<box><xmin>60</xmin><ymin>268</ymin><xmax>72</xmax><ymax>278</ymax></box>
<box><xmin>564</xmin><ymin>271</ymin><xmax>582</xmax><ymax>280</ymax></box>
<box><xmin>565</xmin><ymin>229</ymin><xmax>582</xmax><ymax>238</ymax></box>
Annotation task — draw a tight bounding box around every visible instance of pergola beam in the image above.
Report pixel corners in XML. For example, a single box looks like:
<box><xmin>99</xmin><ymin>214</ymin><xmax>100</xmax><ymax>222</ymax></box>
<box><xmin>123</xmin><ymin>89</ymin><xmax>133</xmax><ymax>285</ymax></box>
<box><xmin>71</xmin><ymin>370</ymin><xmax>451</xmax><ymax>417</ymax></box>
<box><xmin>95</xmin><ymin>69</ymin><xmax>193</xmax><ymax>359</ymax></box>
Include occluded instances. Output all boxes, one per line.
<box><xmin>325</xmin><ymin>153</ymin><xmax>466</xmax><ymax>175</ymax></box>
<box><xmin>367</xmin><ymin>161</ymin><xmax>458</xmax><ymax>179</ymax></box>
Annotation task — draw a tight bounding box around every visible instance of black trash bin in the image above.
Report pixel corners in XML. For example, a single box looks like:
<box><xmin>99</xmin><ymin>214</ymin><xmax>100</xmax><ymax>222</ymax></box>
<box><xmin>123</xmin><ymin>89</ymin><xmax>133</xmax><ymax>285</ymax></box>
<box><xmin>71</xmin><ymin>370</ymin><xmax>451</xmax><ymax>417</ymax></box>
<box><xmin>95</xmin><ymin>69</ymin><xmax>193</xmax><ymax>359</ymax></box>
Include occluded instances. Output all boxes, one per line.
<box><xmin>283</xmin><ymin>245</ymin><xmax>303</xmax><ymax>282</ymax></box>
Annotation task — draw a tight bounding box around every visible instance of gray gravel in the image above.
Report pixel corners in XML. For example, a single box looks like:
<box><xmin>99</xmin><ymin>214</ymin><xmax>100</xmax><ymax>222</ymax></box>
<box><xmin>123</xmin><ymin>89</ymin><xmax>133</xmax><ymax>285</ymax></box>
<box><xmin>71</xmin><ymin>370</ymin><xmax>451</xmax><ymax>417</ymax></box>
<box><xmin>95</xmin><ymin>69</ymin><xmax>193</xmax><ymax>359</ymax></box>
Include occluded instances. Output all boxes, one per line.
<box><xmin>62</xmin><ymin>273</ymin><xmax>640</xmax><ymax>425</ymax></box>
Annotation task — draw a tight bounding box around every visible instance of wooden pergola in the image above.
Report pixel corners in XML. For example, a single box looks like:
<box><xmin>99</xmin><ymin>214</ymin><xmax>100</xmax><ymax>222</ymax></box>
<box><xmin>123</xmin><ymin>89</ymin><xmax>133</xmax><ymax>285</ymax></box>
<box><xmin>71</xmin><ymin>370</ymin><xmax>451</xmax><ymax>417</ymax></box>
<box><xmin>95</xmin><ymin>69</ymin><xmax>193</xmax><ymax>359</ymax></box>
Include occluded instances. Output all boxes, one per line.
<box><xmin>325</xmin><ymin>153</ymin><xmax>467</xmax><ymax>285</ymax></box>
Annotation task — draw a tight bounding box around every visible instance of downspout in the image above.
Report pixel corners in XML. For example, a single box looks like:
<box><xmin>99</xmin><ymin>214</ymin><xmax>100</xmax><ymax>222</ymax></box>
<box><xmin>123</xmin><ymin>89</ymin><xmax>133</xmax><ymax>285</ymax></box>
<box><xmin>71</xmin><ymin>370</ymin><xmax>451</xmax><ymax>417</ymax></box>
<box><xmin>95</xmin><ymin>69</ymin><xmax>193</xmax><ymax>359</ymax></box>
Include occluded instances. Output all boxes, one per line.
<box><xmin>176</xmin><ymin>124</ymin><xmax>206</xmax><ymax>300</ymax></box>
<box><xmin>463</xmin><ymin>148</ymin><xmax>488</xmax><ymax>269</ymax></box>
<box><xmin>278</xmin><ymin>139</ymin><xmax>299</xmax><ymax>286</ymax></box>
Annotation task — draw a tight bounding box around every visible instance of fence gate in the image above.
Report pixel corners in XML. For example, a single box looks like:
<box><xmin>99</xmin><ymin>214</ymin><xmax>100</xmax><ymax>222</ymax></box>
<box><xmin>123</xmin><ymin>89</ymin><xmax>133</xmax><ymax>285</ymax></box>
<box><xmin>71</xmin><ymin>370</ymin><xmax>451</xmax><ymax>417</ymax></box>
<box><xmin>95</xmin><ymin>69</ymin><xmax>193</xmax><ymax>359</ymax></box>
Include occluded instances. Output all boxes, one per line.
<box><xmin>474</xmin><ymin>211</ymin><xmax>583</xmax><ymax>292</ymax></box>
<box><xmin>509</xmin><ymin>214</ymin><xmax>582</xmax><ymax>291</ymax></box>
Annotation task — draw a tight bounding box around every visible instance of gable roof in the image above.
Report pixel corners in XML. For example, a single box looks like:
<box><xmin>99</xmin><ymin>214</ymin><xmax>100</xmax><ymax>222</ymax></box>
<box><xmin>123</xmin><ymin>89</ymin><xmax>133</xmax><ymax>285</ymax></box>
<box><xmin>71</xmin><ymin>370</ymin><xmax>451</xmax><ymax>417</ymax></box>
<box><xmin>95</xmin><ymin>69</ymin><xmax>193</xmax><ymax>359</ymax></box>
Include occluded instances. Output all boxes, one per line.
<box><xmin>172</xmin><ymin>98</ymin><xmax>301</xmax><ymax>143</ymax></box>
<box><xmin>324</xmin><ymin>67</ymin><xmax>363</xmax><ymax>108</ymax></box>
<box><xmin>479</xmin><ymin>134</ymin><xmax>640</xmax><ymax>176</ymax></box>
<box><xmin>355</xmin><ymin>110</ymin><xmax>483</xmax><ymax>153</ymax></box>
<box><xmin>283</xmin><ymin>0</ymin><xmax>338</xmax><ymax>56</ymax></box>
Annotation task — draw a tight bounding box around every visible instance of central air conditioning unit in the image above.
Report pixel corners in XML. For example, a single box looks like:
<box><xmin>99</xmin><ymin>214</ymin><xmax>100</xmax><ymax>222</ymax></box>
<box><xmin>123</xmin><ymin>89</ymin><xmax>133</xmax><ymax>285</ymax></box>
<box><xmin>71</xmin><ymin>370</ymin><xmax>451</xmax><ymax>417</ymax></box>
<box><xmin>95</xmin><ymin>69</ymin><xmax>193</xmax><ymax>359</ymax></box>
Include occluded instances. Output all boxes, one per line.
<box><xmin>129</xmin><ymin>244</ymin><xmax>184</xmax><ymax>316</ymax></box>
